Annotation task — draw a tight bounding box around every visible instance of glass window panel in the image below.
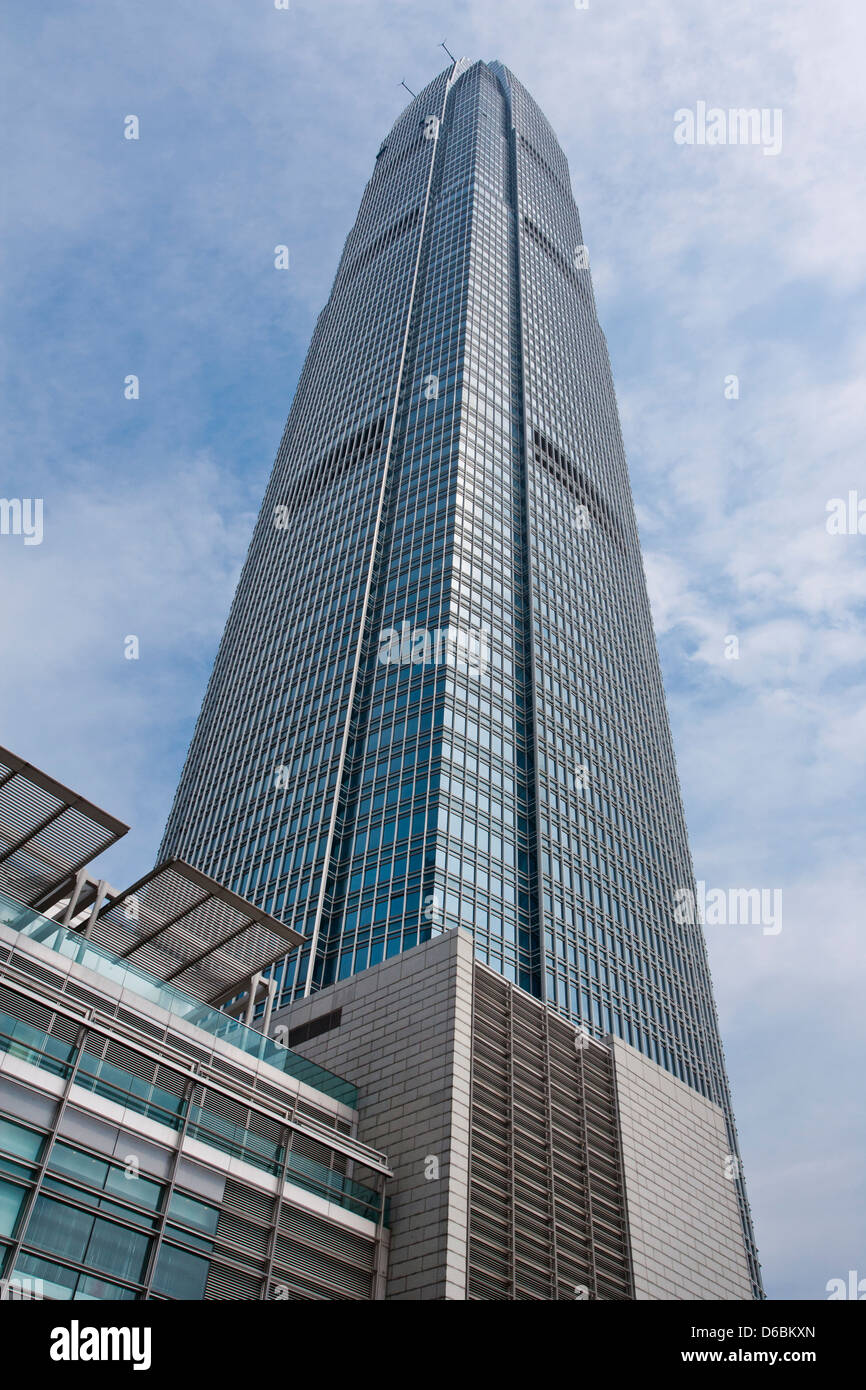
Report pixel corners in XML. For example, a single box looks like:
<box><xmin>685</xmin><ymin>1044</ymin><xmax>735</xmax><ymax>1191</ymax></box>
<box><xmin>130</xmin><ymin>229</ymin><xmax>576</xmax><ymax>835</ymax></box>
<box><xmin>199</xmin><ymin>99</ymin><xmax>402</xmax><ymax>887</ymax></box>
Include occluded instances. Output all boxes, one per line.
<box><xmin>0</xmin><ymin>1178</ymin><xmax>26</xmax><ymax>1239</ymax></box>
<box><xmin>49</xmin><ymin>1144</ymin><xmax>108</xmax><ymax>1190</ymax></box>
<box><xmin>25</xmin><ymin>1195</ymin><xmax>93</xmax><ymax>1262</ymax></box>
<box><xmin>13</xmin><ymin>1252</ymin><xmax>77</xmax><ymax>1300</ymax></box>
<box><xmin>96</xmin><ymin>1198</ymin><xmax>158</xmax><ymax>1232</ymax></box>
<box><xmin>13</xmin><ymin>1252</ymin><xmax>136</xmax><ymax>1301</ymax></box>
<box><xmin>75</xmin><ymin>1273</ymin><xmax>138</xmax><ymax>1301</ymax></box>
<box><xmin>0</xmin><ymin>1154</ymin><xmax>36</xmax><ymax>1181</ymax></box>
<box><xmin>168</xmin><ymin>1191</ymin><xmax>219</xmax><ymax>1236</ymax></box>
<box><xmin>104</xmin><ymin>1166</ymin><xmax>163</xmax><ymax>1211</ymax></box>
<box><xmin>0</xmin><ymin>1117</ymin><xmax>44</xmax><ymax>1162</ymax></box>
<box><xmin>85</xmin><ymin>1217</ymin><xmax>150</xmax><ymax>1283</ymax></box>
<box><xmin>153</xmin><ymin>1242</ymin><xmax>210</xmax><ymax>1299</ymax></box>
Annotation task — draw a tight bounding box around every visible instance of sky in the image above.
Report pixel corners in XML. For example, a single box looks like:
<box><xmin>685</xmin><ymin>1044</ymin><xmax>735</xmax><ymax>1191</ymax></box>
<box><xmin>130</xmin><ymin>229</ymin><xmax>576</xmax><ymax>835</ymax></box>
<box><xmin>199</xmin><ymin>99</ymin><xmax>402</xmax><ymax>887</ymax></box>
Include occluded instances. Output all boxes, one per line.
<box><xmin>1</xmin><ymin>0</ymin><xmax>864</xmax><ymax>1301</ymax></box>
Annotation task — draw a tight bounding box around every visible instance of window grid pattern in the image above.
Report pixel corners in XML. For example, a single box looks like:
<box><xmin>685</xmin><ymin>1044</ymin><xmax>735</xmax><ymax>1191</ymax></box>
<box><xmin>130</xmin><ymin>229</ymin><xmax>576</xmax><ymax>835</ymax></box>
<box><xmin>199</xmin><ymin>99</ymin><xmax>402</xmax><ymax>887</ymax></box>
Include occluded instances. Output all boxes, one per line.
<box><xmin>0</xmin><ymin>942</ymin><xmax>387</xmax><ymax>1300</ymax></box>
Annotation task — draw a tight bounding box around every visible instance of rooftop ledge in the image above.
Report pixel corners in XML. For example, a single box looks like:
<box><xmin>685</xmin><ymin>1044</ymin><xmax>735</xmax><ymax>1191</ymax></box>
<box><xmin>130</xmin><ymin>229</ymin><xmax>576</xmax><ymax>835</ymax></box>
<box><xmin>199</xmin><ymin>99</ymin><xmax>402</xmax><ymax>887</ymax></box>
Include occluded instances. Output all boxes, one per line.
<box><xmin>0</xmin><ymin>888</ymin><xmax>357</xmax><ymax>1110</ymax></box>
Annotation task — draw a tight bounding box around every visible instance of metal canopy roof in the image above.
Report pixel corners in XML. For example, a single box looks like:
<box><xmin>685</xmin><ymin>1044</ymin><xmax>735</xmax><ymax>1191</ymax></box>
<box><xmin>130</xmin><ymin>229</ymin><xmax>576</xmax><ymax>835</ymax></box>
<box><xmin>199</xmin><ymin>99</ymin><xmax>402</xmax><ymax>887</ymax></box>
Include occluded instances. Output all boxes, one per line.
<box><xmin>89</xmin><ymin>858</ymin><xmax>304</xmax><ymax>1005</ymax></box>
<box><xmin>0</xmin><ymin>746</ymin><xmax>129</xmax><ymax>910</ymax></box>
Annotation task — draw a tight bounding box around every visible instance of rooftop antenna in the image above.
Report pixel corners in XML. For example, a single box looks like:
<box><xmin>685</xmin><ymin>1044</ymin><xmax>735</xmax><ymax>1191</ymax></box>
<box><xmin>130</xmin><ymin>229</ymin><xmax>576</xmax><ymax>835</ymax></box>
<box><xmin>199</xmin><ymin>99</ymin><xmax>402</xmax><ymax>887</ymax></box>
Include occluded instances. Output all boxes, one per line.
<box><xmin>440</xmin><ymin>41</ymin><xmax>457</xmax><ymax>63</ymax></box>
<box><xmin>400</xmin><ymin>80</ymin><xmax>417</xmax><ymax>98</ymax></box>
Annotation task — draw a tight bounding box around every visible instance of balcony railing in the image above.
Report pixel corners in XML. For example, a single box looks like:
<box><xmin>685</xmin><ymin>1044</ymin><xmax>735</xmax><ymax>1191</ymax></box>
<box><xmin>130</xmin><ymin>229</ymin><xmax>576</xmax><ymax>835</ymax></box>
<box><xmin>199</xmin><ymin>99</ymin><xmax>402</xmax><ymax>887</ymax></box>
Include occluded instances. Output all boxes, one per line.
<box><xmin>0</xmin><ymin>888</ymin><xmax>356</xmax><ymax>1108</ymax></box>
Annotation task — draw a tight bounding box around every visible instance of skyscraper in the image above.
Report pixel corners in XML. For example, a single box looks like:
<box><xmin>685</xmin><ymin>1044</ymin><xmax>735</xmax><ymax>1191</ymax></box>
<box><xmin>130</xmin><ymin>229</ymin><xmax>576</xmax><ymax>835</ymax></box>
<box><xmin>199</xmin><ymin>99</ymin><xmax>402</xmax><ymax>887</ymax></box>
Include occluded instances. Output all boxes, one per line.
<box><xmin>160</xmin><ymin>58</ymin><xmax>761</xmax><ymax>1297</ymax></box>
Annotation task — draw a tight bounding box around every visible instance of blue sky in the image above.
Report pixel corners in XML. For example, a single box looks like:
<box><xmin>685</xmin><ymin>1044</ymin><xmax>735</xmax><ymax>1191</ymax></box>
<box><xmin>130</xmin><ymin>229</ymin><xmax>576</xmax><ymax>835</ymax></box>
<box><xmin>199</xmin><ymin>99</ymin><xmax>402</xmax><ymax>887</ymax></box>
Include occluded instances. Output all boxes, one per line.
<box><xmin>1</xmin><ymin>1</ymin><xmax>864</xmax><ymax>1300</ymax></box>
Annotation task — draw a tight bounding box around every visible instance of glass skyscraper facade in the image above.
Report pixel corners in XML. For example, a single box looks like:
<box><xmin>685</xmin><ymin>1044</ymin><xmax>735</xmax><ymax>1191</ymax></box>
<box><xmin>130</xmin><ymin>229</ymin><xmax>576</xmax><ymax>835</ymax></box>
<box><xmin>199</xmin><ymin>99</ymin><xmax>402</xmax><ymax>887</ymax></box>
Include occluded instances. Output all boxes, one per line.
<box><xmin>160</xmin><ymin>59</ymin><xmax>760</xmax><ymax>1294</ymax></box>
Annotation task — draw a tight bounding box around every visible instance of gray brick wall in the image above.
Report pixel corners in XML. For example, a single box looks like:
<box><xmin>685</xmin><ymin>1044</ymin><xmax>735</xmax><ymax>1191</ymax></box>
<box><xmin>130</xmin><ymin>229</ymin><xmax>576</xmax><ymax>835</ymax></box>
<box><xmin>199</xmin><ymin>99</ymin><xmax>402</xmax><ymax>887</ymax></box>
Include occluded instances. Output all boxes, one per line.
<box><xmin>612</xmin><ymin>1039</ymin><xmax>754</xmax><ymax>1300</ymax></box>
<box><xmin>270</xmin><ymin>931</ymin><xmax>474</xmax><ymax>1299</ymax></box>
<box><xmin>272</xmin><ymin>935</ymin><xmax>754</xmax><ymax>1301</ymax></box>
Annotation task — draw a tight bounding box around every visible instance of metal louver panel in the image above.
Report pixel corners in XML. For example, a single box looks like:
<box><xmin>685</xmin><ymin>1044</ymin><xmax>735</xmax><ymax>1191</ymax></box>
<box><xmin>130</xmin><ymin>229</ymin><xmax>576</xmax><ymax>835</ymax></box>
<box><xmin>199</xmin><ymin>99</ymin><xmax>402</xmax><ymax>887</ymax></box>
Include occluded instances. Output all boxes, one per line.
<box><xmin>468</xmin><ymin>963</ymin><xmax>633</xmax><ymax>1301</ymax></box>
<box><xmin>204</xmin><ymin>1265</ymin><xmax>263</xmax><ymax>1300</ymax></box>
<box><xmin>0</xmin><ymin>745</ymin><xmax>128</xmax><ymax>908</ymax></box>
<box><xmin>0</xmin><ymin>984</ymin><xmax>79</xmax><ymax>1043</ymax></box>
<box><xmin>273</xmin><ymin>1237</ymin><xmax>373</xmax><ymax>1299</ymax></box>
<box><xmin>88</xmin><ymin>858</ymin><xmax>304</xmax><ymax>1003</ymax></box>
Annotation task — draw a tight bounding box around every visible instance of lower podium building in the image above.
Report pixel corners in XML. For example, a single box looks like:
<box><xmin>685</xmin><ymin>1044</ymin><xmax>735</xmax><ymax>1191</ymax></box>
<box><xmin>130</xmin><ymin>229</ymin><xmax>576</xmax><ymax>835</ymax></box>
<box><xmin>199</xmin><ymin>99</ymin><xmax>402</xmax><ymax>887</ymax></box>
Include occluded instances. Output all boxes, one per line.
<box><xmin>0</xmin><ymin>748</ymin><xmax>390</xmax><ymax>1301</ymax></box>
<box><xmin>270</xmin><ymin>930</ymin><xmax>755</xmax><ymax>1301</ymax></box>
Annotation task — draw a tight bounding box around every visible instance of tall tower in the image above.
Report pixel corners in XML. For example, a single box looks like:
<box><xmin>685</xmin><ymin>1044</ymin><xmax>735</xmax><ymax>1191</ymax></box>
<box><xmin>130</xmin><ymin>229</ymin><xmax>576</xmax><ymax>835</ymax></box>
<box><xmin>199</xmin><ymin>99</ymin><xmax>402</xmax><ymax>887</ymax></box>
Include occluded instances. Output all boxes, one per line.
<box><xmin>160</xmin><ymin>59</ymin><xmax>761</xmax><ymax>1296</ymax></box>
